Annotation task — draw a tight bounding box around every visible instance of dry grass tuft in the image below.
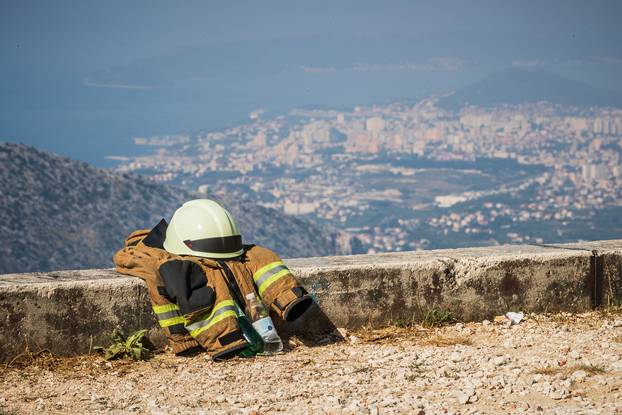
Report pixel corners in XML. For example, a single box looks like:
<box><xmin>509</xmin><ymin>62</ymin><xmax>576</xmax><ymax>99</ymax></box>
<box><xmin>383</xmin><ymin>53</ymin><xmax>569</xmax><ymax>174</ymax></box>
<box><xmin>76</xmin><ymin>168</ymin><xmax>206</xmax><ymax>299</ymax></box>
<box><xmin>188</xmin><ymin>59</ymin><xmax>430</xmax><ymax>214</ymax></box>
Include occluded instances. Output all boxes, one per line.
<box><xmin>354</xmin><ymin>325</ymin><xmax>473</xmax><ymax>348</ymax></box>
<box><xmin>355</xmin><ymin>325</ymin><xmax>430</xmax><ymax>343</ymax></box>
<box><xmin>533</xmin><ymin>364</ymin><xmax>606</xmax><ymax>376</ymax></box>
<box><xmin>421</xmin><ymin>334</ymin><xmax>473</xmax><ymax>347</ymax></box>
<box><xmin>4</xmin><ymin>343</ymin><xmax>59</xmax><ymax>371</ymax></box>
<box><xmin>597</xmin><ymin>305</ymin><xmax>622</xmax><ymax>317</ymax></box>
<box><xmin>593</xmin><ymin>305</ymin><xmax>622</xmax><ymax>331</ymax></box>
<box><xmin>4</xmin><ymin>344</ymin><xmax>139</xmax><ymax>380</ymax></box>
<box><xmin>573</xmin><ymin>364</ymin><xmax>607</xmax><ymax>375</ymax></box>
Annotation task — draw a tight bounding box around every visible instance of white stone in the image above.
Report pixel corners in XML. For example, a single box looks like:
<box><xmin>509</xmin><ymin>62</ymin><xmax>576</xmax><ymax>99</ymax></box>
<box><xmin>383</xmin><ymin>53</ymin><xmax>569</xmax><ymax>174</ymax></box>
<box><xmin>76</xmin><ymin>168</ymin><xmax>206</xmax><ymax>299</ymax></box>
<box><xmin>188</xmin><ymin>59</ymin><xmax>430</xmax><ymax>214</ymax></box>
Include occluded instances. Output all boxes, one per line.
<box><xmin>349</xmin><ymin>336</ymin><xmax>362</xmax><ymax>344</ymax></box>
<box><xmin>502</xmin><ymin>339</ymin><xmax>514</xmax><ymax>349</ymax></box>
<box><xmin>455</xmin><ymin>387</ymin><xmax>476</xmax><ymax>404</ymax></box>
<box><xmin>450</xmin><ymin>352</ymin><xmax>463</xmax><ymax>363</ymax></box>
<box><xmin>571</xmin><ymin>370</ymin><xmax>587</xmax><ymax>382</ymax></box>
<box><xmin>493</xmin><ymin>355</ymin><xmax>509</xmax><ymax>366</ymax></box>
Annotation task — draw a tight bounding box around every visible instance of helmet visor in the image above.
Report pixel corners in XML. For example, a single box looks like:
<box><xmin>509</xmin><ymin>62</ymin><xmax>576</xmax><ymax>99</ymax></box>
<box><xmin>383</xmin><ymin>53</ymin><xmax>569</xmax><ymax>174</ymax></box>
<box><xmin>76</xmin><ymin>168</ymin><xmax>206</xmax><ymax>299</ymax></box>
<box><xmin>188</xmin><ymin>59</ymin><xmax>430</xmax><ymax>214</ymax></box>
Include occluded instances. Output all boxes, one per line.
<box><xmin>184</xmin><ymin>235</ymin><xmax>242</xmax><ymax>255</ymax></box>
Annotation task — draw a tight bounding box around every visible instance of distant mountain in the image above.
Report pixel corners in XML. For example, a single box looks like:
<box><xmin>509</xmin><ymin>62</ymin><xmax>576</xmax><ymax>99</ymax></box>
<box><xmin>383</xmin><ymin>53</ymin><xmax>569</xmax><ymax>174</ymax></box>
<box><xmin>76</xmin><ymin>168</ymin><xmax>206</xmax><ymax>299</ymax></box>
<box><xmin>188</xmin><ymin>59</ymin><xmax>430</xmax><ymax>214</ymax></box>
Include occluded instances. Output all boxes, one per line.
<box><xmin>438</xmin><ymin>68</ymin><xmax>622</xmax><ymax>111</ymax></box>
<box><xmin>0</xmin><ymin>143</ymin><xmax>340</xmax><ymax>274</ymax></box>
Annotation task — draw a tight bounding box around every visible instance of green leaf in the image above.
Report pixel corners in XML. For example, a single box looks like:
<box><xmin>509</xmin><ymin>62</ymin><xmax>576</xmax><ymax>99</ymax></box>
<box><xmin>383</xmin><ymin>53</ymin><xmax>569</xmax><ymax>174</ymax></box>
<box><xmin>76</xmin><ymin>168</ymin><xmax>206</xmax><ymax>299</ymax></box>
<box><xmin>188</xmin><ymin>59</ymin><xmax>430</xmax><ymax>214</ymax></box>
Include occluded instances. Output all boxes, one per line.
<box><xmin>125</xmin><ymin>329</ymin><xmax>147</xmax><ymax>349</ymax></box>
<box><xmin>131</xmin><ymin>347</ymin><xmax>142</xmax><ymax>360</ymax></box>
<box><xmin>94</xmin><ymin>328</ymin><xmax>152</xmax><ymax>361</ymax></box>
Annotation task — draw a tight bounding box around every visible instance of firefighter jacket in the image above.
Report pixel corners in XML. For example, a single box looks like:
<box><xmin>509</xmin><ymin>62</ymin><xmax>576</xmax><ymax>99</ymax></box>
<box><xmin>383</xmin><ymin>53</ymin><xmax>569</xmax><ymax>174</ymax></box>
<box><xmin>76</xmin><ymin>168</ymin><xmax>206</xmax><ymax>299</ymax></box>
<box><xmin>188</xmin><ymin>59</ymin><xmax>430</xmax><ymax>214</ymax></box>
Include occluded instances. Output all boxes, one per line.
<box><xmin>113</xmin><ymin>219</ymin><xmax>313</xmax><ymax>360</ymax></box>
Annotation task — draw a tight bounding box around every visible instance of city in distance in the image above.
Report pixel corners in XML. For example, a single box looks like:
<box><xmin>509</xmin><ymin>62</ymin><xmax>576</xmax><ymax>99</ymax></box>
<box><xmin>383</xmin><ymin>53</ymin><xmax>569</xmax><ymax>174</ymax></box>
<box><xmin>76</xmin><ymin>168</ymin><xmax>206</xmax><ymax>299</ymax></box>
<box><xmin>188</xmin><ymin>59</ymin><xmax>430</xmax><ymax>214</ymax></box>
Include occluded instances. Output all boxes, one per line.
<box><xmin>112</xmin><ymin>86</ymin><xmax>622</xmax><ymax>254</ymax></box>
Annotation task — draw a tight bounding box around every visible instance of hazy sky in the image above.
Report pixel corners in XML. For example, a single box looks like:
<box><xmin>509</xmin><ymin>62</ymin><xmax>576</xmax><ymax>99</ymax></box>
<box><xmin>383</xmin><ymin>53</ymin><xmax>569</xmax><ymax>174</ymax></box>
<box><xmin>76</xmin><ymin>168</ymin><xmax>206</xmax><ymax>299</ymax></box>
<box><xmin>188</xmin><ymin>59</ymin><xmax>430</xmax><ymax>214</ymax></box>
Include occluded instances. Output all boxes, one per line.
<box><xmin>2</xmin><ymin>0</ymin><xmax>621</xmax><ymax>72</ymax></box>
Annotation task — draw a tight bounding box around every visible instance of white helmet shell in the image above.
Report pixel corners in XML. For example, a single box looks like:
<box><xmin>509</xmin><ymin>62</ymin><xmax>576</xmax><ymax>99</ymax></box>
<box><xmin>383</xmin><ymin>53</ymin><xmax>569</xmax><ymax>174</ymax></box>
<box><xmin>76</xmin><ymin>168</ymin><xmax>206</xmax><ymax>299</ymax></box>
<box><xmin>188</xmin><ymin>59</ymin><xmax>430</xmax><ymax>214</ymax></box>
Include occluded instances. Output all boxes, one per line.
<box><xmin>163</xmin><ymin>199</ymin><xmax>244</xmax><ymax>258</ymax></box>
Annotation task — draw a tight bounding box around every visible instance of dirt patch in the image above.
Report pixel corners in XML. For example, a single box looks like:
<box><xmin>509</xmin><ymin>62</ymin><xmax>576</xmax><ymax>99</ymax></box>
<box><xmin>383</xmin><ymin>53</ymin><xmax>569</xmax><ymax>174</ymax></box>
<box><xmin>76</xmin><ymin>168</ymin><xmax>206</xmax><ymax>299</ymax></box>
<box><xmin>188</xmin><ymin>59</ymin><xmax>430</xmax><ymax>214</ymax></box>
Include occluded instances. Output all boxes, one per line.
<box><xmin>1</xmin><ymin>311</ymin><xmax>621</xmax><ymax>414</ymax></box>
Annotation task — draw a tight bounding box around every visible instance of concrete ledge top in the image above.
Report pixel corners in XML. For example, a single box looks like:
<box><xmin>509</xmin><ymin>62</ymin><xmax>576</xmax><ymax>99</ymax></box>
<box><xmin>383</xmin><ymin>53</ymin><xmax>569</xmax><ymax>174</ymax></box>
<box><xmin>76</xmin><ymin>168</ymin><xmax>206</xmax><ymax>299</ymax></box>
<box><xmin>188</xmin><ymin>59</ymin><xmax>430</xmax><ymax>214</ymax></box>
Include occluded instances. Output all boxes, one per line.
<box><xmin>1</xmin><ymin>239</ymin><xmax>621</xmax><ymax>287</ymax></box>
<box><xmin>0</xmin><ymin>268</ymin><xmax>125</xmax><ymax>286</ymax></box>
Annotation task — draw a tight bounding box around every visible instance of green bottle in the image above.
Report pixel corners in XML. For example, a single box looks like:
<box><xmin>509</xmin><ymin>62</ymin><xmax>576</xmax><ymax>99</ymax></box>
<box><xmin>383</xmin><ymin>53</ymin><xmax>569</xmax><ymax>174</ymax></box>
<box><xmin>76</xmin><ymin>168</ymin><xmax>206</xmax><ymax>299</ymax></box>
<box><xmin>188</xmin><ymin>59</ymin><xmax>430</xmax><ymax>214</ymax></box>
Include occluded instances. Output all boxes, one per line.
<box><xmin>235</xmin><ymin>303</ymin><xmax>264</xmax><ymax>357</ymax></box>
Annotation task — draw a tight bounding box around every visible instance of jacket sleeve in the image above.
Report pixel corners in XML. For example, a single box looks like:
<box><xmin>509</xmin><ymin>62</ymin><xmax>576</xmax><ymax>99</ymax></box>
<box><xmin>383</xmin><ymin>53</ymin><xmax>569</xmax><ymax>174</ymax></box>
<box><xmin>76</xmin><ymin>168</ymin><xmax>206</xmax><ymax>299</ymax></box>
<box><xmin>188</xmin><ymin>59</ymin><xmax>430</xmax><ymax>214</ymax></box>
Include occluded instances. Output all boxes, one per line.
<box><xmin>113</xmin><ymin>231</ymin><xmax>201</xmax><ymax>355</ymax></box>
<box><xmin>245</xmin><ymin>246</ymin><xmax>313</xmax><ymax>322</ymax></box>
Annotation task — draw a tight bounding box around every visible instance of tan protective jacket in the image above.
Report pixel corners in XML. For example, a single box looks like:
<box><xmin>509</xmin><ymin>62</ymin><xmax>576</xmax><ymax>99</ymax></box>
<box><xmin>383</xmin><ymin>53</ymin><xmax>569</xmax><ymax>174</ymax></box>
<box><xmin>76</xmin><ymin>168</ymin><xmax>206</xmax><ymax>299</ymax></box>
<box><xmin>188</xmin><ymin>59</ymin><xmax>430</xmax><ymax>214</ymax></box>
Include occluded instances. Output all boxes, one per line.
<box><xmin>113</xmin><ymin>220</ymin><xmax>312</xmax><ymax>360</ymax></box>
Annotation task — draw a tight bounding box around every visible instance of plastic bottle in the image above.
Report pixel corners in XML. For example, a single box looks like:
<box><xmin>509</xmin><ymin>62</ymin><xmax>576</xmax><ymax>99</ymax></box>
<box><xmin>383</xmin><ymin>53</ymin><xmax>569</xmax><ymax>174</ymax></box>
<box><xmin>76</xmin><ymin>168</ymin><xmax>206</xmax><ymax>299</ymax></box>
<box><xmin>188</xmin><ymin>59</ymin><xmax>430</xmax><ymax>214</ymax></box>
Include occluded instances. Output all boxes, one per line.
<box><xmin>235</xmin><ymin>302</ymin><xmax>264</xmax><ymax>357</ymax></box>
<box><xmin>245</xmin><ymin>292</ymin><xmax>283</xmax><ymax>355</ymax></box>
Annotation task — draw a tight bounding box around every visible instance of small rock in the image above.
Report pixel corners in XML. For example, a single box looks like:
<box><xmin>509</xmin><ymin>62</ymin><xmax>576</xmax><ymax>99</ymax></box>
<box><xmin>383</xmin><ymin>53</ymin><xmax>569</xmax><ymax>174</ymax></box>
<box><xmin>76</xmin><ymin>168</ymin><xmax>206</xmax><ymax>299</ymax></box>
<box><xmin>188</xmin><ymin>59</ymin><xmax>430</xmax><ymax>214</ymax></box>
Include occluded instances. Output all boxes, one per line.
<box><xmin>493</xmin><ymin>355</ymin><xmax>509</xmax><ymax>366</ymax></box>
<box><xmin>435</xmin><ymin>367</ymin><xmax>449</xmax><ymax>378</ymax></box>
<box><xmin>349</xmin><ymin>336</ymin><xmax>362</xmax><ymax>345</ymax></box>
<box><xmin>450</xmin><ymin>352</ymin><xmax>462</xmax><ymax>363</ymax></box>
<box><xmin>455</xmin><ymin>389</ymin><xmax>475</xmax><ymax>404</ymax></box>
<box><xmin>611</xmin><ymin>361</ymin><xmax>622</xmax><ymax>371</ymax></box>
<box><xmin>571</xmin><ymin>370</ymin><xmax>587</xmax><ymax>382</ymax></box>
<box><xmin>549</xmin><ymin>390</ymin><xmax>567</xmax><ymax>400</ymax></box>
<box><xmin>35</xmin><ymin>398</ymin><xmax>45</xmax><ymax>411</ymax></box>
<box><xmin>455</xmin><ymin>392</ymin><xmax>469</xmax><ymax>405</ymax></box>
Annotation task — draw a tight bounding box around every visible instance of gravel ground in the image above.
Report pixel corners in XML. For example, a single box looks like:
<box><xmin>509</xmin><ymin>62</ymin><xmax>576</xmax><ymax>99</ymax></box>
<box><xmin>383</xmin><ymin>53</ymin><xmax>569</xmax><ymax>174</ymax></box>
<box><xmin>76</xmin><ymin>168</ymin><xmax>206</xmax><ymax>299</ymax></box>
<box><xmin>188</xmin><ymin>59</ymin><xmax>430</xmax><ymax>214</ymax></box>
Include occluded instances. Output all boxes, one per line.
<box><xmin>2</xmin><ymin>311</ymin><xmax>622</xmax><ymax>415</ymax></box>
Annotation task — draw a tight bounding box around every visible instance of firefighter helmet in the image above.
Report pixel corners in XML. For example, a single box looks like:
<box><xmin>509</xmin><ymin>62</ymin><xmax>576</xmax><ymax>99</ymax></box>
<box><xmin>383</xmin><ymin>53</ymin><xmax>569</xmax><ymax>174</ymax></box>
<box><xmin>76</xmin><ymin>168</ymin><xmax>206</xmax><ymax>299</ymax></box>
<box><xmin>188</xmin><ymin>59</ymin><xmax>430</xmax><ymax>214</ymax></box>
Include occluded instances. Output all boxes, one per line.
<box><xmin>163</xmin><ymin>199</ymin><xmax>244</xmax><ymax>258</ymax></box>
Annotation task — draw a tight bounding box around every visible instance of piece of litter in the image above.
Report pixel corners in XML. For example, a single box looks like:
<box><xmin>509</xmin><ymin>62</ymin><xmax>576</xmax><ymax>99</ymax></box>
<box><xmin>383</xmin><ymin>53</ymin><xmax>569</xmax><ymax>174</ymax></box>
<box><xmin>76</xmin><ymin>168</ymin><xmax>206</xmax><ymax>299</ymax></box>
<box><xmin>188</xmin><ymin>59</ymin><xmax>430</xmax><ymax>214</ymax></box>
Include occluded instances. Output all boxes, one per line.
<box><xmin>505</xmin><ymin>312</ymin><xmax>524</xmax><ymax>325</ymax></box>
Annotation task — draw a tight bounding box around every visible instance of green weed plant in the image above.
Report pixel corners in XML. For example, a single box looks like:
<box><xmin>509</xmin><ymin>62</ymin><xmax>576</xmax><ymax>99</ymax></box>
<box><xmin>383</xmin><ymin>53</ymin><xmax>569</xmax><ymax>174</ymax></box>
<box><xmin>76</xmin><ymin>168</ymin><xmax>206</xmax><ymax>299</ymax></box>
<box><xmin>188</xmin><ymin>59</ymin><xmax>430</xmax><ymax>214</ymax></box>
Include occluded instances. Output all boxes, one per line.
<box><xmin>95</xmin><ymin>328</ymin><xmax>151</xmax><ymax>361</ymax></box>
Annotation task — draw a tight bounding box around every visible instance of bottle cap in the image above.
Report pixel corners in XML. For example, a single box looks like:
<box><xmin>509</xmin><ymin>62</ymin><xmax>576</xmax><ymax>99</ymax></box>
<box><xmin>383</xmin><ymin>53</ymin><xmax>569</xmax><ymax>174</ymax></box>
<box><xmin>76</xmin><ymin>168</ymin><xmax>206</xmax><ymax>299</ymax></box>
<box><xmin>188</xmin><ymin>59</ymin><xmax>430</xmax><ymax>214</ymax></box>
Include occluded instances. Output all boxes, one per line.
<box><xmin>245</xmin><ymin>292</ymin><xmax>256</xmax><ymax>300</ymax></box>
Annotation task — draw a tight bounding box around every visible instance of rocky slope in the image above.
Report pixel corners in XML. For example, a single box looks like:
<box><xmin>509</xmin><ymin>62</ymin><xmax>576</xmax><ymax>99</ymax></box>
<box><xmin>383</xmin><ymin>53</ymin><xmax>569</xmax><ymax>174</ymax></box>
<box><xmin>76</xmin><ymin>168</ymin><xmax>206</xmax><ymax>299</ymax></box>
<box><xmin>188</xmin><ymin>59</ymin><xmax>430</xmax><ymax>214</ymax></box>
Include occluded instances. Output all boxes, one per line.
<box><xmin>0</xmin><ymin>142</ymin><xmax>339</xmax><ymax>274</ymax></box>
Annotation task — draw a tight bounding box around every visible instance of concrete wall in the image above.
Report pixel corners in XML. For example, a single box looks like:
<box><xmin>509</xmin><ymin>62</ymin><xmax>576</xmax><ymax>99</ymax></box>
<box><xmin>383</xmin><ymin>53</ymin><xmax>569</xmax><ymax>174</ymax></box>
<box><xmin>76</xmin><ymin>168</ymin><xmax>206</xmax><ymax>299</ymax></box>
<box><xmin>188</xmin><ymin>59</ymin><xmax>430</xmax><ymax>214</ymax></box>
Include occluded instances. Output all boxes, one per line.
<box><xmin>2</xmin><ymin>240</ymin><xmax>621</xmax><ymax>361</ymax></box>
